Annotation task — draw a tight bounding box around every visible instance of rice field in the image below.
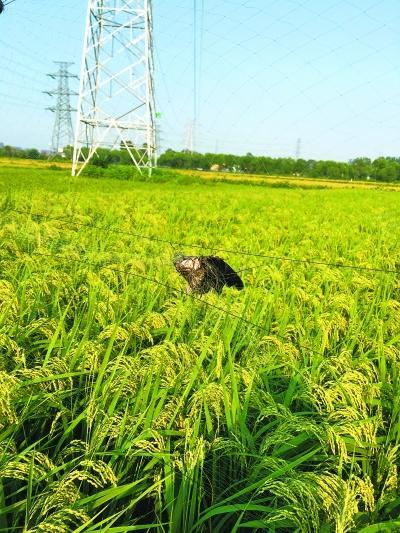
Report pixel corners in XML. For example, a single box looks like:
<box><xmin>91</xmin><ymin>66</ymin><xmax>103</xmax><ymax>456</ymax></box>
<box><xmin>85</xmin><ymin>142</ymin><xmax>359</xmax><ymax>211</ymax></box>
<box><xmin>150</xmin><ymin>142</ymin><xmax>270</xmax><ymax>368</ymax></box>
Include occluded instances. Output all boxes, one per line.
<box><xmin>0</xmin><ymin>165</ymin><xmax>399</xmax><ymax>532</ymax></box>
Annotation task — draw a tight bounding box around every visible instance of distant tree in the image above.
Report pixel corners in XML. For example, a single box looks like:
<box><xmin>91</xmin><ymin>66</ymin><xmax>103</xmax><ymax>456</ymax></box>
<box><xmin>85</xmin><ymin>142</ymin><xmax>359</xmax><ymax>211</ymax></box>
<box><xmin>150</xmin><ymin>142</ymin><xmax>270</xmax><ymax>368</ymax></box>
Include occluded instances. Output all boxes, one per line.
<box><xmin>293</xmin><ymin>158</ymin><xmax>308</xmax><ymax>175</ymax></box>
<box><xmin>63</xmin><ymin>145</ymin><xmax>74</xmax><ymax>160</ymax></box>
<box><xmin>26</xmin><ymin>148</ymin><xmax>40</xmax><ymax>159</ymax></box>
<box><xmin>157</xmin><ymin>150</ymin><xmax>400</xmax><ymax>182</ymax></box>
<box><xmin>90</xmin><ymin>148</ymin><xmax>113</xmax><ymax>168</ymax></box>
<box><xmin>349</xmin><ymin>158</ymin><xmax>372</xmax><ymax>180</ymax></box>
<box><xmin>3</xmin><ymin>145</ymin><xmax>15</xmax><ymax>157</ymax></box>
<box><xmin>371</xmin><ymin>157</ymin><xmax>400</xmax><ymax>182</ymax></box>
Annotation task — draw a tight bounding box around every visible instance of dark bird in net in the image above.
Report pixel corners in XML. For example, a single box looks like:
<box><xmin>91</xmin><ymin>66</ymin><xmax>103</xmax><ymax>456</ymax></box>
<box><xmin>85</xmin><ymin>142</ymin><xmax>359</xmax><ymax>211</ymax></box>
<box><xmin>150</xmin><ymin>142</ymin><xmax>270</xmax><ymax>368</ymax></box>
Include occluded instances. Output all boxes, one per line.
<box><xmin>173</xmin><ymin>255</ymin><xmax>244</xmax><ymax>294</ymax></box>
<box><xmin>0</xmin><ymin>2</ymin><xmax>4</xmax><ymax>15</ymax></box>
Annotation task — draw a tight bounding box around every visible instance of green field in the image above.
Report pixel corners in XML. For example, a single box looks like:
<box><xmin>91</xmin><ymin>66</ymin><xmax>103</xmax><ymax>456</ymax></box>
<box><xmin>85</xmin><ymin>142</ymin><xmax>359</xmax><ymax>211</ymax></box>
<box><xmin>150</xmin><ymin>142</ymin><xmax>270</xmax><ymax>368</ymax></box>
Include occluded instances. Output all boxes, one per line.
<box><xmin>0</xmin><ymin>165</ymin><xmax>399</xmax><ymax>532</ymax></box>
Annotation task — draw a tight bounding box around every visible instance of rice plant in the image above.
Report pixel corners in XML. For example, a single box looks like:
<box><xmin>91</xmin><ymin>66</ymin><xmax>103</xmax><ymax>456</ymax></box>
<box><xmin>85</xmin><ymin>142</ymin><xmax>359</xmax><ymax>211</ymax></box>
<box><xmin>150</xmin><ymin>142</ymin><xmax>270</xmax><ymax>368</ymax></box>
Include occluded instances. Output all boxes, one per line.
<box><xmin>0</xmin><ymin>166</ymin><xmax>399</xmax><ymax>532</ymax></box>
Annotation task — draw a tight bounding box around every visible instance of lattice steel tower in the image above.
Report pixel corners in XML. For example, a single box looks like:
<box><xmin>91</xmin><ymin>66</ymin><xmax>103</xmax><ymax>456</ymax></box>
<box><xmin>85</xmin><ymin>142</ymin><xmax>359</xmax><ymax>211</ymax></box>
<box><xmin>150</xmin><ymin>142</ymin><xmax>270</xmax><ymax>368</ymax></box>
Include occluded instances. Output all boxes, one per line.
<box><xmin>72</xmin><ymin>0</ymin><xmax>156</xmax><ymax>176</ymax></box>
<box><xmin>45</xmin><ymin>62</ymin><xmax>77</xmax><ymax>154</ymax></box>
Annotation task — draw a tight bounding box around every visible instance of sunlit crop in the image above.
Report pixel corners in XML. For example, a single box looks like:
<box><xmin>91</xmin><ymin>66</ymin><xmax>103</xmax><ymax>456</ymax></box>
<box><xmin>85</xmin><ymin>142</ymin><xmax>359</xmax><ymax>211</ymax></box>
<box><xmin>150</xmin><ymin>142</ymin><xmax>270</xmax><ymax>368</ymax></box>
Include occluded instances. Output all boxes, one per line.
<box><xmin>0</xmin><ymin>165</ymin><xmax>399</xmax><ymax>532</ymax></box>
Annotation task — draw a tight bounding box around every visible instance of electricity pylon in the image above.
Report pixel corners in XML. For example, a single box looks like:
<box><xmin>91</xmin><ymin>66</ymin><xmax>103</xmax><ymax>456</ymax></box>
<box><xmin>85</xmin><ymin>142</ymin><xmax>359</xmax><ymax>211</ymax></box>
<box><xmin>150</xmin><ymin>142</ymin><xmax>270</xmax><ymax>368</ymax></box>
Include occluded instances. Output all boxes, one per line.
<box><xmin>184</xmin><ymin>120</ymin><xmax>196</xmax><ymax>153</ymax></box>
<box><xmin>295</xmin><ymin>138</ymin><xmax>302</xmax><ymax>160</ymax></box>
<box><xmin>45</xmin><ymin>62</ymin><xmax>78</xmax><ymax>154</ymax></box>
<box><xmin>72</xmin><ymin>0</ymin><xmax>156</xmax><ymax>176</ymax></box>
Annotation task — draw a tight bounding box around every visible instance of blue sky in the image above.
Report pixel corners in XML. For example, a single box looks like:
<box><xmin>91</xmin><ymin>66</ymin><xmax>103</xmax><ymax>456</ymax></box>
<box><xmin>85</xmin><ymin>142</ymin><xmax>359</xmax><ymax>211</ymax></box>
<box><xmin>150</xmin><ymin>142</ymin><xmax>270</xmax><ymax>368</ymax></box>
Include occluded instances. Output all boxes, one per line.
<box><xmin>0</xmin><ymin>0</ymin><xmax>399</xmax><ymax>161</ymax></box>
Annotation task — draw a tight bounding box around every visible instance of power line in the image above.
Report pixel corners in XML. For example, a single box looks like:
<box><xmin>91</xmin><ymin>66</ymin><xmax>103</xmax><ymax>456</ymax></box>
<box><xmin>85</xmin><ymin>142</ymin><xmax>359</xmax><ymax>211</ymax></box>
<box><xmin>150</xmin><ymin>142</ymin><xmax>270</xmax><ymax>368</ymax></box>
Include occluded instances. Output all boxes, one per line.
<box><xmin>152</xmin><ymin>1</ymin><xmax>400</xmax><ymax>159</ymax></box>
<box><xmin>0</xmin><ymin>73</ymin><xmax>43</xmax><ymax>93</ymax></box>
<box><xmin>2</xmin><ymin>1</ymin><xmax>398</xmax><ymax>161</ymax></box>
<box><xmin>0</xmin><ymin>0</ymin><xmax>17</xmax><ymax>9</ymax></box>
<box><xmin>15</xmin><ymin>248</ymin><xmax>347</xmax><ymax>361</ymax></box>
<box><xmin>0</xmin><ymin>38</ymin><xmax>49</xmax><ymax>69</ymax></box>
<box><xmin>8</xmin><ymin>208</ymin><xmax>399</xmax><ymax>276</ymax></box>
<box><xmin>0</xmin><ymin>91</ymin><xmax>46</xmax><ymax>108</ymax></box>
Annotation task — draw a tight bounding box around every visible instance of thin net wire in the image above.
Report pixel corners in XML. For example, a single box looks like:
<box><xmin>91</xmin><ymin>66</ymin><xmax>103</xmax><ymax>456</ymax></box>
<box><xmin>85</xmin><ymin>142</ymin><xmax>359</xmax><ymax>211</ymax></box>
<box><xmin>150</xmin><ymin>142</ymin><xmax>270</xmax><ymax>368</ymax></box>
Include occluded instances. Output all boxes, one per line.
<box><xmin>9</xmin><ymin>208</ymin><xmax>399</xmax><ymax>275</ymax></box>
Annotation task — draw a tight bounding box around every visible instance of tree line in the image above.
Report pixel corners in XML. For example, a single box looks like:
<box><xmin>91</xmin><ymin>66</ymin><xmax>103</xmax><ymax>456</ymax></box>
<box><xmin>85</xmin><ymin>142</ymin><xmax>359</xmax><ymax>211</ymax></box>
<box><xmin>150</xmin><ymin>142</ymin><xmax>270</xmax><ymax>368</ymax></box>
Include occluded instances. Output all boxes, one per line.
<box><xmin>1</xmin><ymin>143</ymin><xmax>400</xmax><ymax>181</ymax></box>
<box><xmin>158</xmin><ymin>149</ymin><xmax>400</xmax><ymax>182</ymax></box>
<box><xmin>0</xmin><ymin>145</ymin><xmax>46</xmax><ymax>160</ymax></box>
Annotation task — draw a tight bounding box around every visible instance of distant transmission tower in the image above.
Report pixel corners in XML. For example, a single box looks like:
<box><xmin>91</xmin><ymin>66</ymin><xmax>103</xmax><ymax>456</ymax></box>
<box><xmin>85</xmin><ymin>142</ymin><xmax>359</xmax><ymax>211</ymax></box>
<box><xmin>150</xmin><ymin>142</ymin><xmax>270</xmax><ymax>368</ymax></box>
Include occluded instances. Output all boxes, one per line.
<box><xmin>295</xmin><ymin>138</ymin><xmax>302</xmax><ymax>160</ymax></box>
<box><xmin>45</xmin><ymin>62</ymin><xmax>77</xmax><ymax>154</ymax></box>
<box><xmin>72</xmin><ymin>0</ymin><xmax>156</xmax><ymax>176</ymax></box>
<box><xmin>184</xmin><ymin>121</ymin><xmax>196</xmax><ymax>153</ymax></box>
